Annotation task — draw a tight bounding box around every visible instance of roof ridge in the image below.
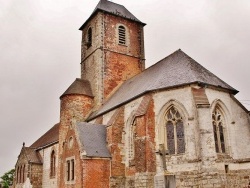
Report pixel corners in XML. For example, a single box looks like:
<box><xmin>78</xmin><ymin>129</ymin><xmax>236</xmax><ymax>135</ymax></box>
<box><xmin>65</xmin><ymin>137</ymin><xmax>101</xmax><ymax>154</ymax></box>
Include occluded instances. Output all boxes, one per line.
<box><xmin>30</xmin><ymin>123</ymin><xmax>59</xmax><ymax>148</ymax></box>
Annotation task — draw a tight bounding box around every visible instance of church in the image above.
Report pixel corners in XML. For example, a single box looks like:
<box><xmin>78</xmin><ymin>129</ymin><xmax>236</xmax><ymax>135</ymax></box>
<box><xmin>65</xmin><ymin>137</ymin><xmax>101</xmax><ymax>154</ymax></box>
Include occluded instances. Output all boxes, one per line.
<box><xmin>14</xmin><ymin>0</ymin><xmax>250</xmax><ymax>187</ymax></box>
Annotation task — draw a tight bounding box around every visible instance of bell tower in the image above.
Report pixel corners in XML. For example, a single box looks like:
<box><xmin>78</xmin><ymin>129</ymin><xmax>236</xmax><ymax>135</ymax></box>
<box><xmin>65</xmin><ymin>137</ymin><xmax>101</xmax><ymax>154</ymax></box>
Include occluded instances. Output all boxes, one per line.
<box><xmin>79</xmin><ymin>0</ymin><xmax>146</xmax><ymax>107</ymax></box>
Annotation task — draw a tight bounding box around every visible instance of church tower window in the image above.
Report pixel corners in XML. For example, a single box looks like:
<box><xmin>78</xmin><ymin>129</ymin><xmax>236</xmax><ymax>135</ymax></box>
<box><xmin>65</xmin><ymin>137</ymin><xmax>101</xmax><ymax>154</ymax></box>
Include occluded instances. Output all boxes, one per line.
<box><xmin>87</xmin><ymin>27</ymin><xmax>92</xmax><ymax>48</ymax></box>
<box><xmin>165</xmin><ymin>106</ymin><xmax>185</xmax><ymax>155</ymax></box>
<box><xmin>118</xmin><ymin>25</ymin><xmax>126</xmax><ymax>45</ymax></box>
<box><xmin>212</xmin><ymin>106</ymin><xmax>226</xmax><ymax>153</ymax></box>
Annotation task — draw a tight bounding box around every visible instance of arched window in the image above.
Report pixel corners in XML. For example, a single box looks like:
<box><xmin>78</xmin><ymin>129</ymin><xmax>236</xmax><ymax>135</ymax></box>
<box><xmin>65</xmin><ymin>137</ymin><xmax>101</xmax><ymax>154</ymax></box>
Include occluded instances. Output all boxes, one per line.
<box><xmin>16</xmin><ymin>166</ymin><xmax>19</xmax><ymax>183</ymax></box>
<box><xmin>87</xmin><ymin>27</ymin><xmax>92</xmax><ymax>47</ymax></box>
<box><xmin>128</xmin><ymin>118</ymin><xmax>136</xmax><ymax>165</ymax></box>
<box><xmin>118</xmin><ymin>25</ymin><xmax>126</xmax><ymax>45</ymax></box>
<box><xmin>50</xmin><ymin>150</ymin><xmax>56</xmax><ymax>178</ymax></box>
<box><xmin>23</xmin><ymin>165</ymin><xmax>25</xmax><ymax>183</ymax></box>
<box><xmin>165</xmin><ymin>106</ymin><xmax>185</xmax><ymax>155</ymax></box>
<box><xmin>19</xmin><ymin>166</ymin><xmax>22</xmax><ymax>183</ymax></box>
<box><xmin>212</xmin><ymin>106</ymin><xmax>226</xmax><ymax>153</ymax></box>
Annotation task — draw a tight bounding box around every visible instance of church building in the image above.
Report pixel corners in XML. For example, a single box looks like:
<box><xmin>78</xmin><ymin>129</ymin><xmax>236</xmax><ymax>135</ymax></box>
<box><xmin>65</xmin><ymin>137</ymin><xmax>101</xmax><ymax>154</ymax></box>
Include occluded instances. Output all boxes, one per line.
<box><xmin>14</xmin><ymin>0</ymin><xmax>250</xmax><ymax>187</ymax></box>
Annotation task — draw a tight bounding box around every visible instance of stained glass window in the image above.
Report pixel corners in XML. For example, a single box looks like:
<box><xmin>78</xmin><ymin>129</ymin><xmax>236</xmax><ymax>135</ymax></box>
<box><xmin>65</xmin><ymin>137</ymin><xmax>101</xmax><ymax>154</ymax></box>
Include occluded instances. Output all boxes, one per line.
<box><xmin>165</xmin><ymin>106</ymin><xmax>185</xmax><ymax>155</ymax></box>
<box><xmin>212</xmin><ymin>107</ymin><xmax>226</xmax><ymax>153</ymax></box>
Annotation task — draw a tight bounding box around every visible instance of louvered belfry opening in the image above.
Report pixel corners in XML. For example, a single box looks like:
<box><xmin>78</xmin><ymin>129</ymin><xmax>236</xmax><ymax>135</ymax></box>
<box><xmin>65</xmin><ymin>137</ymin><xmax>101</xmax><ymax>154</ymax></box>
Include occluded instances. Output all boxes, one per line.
<box><xmin>118</xmin><ymin>25</ymin><xmax>126</xmax><ymax>44</ymax></box>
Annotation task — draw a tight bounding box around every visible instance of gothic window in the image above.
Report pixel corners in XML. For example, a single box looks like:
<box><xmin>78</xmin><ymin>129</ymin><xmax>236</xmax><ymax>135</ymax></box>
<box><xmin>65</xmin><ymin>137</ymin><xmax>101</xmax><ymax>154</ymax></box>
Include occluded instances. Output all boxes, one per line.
<box><xmin>165</xmin><ymin>106</ymin><xmax>185</xmax><ymax>155</ymax></box>
<box><xmin>22</xmin><ymin>165</ymin><xmax>25</xmax><ymax>183</ymax></box>
<box><xmin>16</xmin><ymin>166</ymin><xmax>19</xmax><ymax>183</ymax></box>
<box><xmin>19</xmin><ymin>166</ymin><xmax>22</xmax><ymax>183</ymax></box>
<box><xmin>118</xmin><ymin>25</ymin><xmax>126</xmax><ymax>45</ymax></box>
<box><xmin>128</xmin><ymin>118</ymin><xmax>136</xmax><ymax>165</ymax></box>
<box><xmin>50</xmin><ymin>150</ymin><xmax>56</xmax><ymax>178</ymax></box>
<box><xmin>87</xmin><ymin>27</ymin><xmax>92</xmax><ymax>48</ymax></box>
<box><xmin>212</xmin><ymin>107</ymin><xmax>226</xmax><ymax>153</ymax></box>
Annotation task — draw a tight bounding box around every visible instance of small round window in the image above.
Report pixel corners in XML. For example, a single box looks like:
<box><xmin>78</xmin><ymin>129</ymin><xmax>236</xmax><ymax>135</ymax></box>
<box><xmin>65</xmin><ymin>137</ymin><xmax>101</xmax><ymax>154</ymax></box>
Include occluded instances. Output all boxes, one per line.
<box><xmin>68</xmin><ymin>137</ymin><xmax>74</xmax><ymax>149</ymax></box>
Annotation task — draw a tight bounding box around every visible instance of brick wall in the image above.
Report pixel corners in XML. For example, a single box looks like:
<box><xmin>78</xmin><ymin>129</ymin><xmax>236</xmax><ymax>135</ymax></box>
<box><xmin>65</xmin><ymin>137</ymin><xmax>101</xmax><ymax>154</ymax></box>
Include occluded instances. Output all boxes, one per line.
<box><xmin>58</xmin><ymin>94</ymin><xmax>93</xmax><ymax>187</ymax></box>
<box><xmin>81</xmin><ymin>12</ymin><xmax>145</xmax><ymax>107</ymax></box>
<box><xmin>82</xmin><ymin>159</ymin><xmax>110</xmax><ymax>188</ymax></box>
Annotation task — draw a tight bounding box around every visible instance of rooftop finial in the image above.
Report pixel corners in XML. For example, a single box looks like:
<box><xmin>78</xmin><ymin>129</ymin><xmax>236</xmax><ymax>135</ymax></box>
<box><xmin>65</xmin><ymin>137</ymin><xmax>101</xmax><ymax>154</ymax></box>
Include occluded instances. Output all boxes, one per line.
<box><xmin>23</xmin><ymin>142</ymin><xmax>25</xmax><ymax>147</ymax></box>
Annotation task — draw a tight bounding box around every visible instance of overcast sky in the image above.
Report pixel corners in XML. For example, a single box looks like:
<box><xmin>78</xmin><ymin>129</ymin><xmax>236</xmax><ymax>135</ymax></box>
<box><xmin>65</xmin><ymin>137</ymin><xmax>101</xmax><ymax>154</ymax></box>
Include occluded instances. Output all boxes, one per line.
<box><xmin>1</xmin><ymin>0</ymin><xmax>250</xmax><ymax>176</ymax></box>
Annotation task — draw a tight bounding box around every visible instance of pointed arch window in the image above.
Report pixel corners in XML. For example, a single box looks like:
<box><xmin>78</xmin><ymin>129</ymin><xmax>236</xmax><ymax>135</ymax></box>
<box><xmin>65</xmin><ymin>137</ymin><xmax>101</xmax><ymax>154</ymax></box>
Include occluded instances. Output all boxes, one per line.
<box><xmin>86</xmin><ymin>27</ymin><xmax>92</xmax><ymax>48</ymax></box>
<box><xmin>19</xmin><ymin>166</ymin><xmax>22</xmax><ymax>183</ymax></box>
<box><xmin>16</xmin><ymin>166</ymin><xmax>19</xmax><ymax>183</ymax></box>
<box><xmin>165</xmin><ymin>106</ymin><xmax>185</xmax><ymax>155</ymax></box>
<box><xmin>212</xmin><ymin>107</ymin><xmax>226</xmax><ymax>153</ymax></box>
<box><xmin>118</xmin><ymin>25</ymin><xmax>126</xmax><ymax>45</ymax></box>
<box><xmin>128</xmin><ymin>118</ymin><xmax>136</xmax><ymax>166</ymax></box>
<box><xmin>22</xmin><ymin>165</ymin><xmax>25</xmax><ymax>183</ymax></box>
<box><xmin>50</xmin><ymin>150</ymin><xmax>56</xmax><ymax>178</ymax></box>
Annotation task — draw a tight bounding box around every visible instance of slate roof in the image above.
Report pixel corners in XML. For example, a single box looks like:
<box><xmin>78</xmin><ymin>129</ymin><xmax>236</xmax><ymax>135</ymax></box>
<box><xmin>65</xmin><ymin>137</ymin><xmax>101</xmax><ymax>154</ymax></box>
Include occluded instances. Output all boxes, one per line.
<box><xmin>76</xmin><ymin>122</ymin><xmax>111</xmax><ymax>158</ymax></box>
<box><xmin>30</xmin><ymin>123</ymin><xmax>59</xmax><ymax>149</ymax></box>
<box><xmin>60</xmin><ymin>78</ymin><xmax>93</xmax><ymax>99</ymax></box>
<box><xmin>23</xmin><ymin>147</ymin><xmax>42</xmax><ymax>164</ymax></box>
<box><xmin>89</xmin><ymin>49</ymin><xmax>238</xmax><ymax>119</ymax></box>
<box><xmin>79</xmin><ymin>0</ymin><xmax>145</xmax><ymax>30</ymax></box>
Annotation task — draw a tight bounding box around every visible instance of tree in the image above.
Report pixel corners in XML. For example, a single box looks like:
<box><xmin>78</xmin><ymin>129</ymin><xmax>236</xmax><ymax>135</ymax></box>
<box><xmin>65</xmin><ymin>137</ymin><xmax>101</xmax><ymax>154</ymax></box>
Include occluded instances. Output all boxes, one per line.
<box><xmin>0</xmin><ymin>169</ymin><xmax>15</xmax><ymax>188</ymax></box>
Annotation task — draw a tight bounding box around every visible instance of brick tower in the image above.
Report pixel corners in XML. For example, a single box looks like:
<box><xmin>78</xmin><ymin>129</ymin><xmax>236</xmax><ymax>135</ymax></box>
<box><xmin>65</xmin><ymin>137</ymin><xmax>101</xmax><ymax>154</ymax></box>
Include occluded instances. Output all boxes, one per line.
<box><xmin>79</xmin><ymin>0</ymin><xmax>146</xmax><ymax>107</ymax></box>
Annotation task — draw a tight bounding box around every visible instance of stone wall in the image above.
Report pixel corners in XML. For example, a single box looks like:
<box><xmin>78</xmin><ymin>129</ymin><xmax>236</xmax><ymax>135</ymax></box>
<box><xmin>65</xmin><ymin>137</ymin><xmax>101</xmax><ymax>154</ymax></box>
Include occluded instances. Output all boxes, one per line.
<box><xmin>30</xmin><ymin>164</ymin><xmax>42</xmax><ymax>188</ymax></box>
<box><xmin>175</xmin><ymin>169</ymin><xmax>250</xmax><ymax>188</ymax></box>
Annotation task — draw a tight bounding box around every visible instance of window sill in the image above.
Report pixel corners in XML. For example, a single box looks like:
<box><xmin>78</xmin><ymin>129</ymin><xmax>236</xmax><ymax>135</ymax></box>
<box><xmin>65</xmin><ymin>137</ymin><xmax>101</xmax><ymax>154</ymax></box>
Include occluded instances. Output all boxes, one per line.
<box><xmin>118</xmin><ymin>43</ymin><xmax>127</xmax><ymax>47</ymax></box>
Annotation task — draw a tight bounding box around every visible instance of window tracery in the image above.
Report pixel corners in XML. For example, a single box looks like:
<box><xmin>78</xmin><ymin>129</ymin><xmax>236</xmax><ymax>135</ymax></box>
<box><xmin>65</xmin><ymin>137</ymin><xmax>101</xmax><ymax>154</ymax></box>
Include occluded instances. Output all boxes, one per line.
<box><xmin>165</xmin><ymin>106</ymin><xmax>185</xmax><ymax>155</ymax></box>
<box><xmin>212</xmin><ymin>106</ymin><xmax>226</xmax><ymax>153</ymax></box>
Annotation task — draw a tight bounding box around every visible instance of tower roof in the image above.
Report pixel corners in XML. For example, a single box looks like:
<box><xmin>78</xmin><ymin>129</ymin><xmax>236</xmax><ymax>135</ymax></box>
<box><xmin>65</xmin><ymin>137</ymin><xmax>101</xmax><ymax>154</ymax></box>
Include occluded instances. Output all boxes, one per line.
<box><xmin>60</xmin><ymin>78</ymin><xmax>93</xmax><ymax>99</ymax></box>
<box><xmin>89</xmin><ymin>49</ymin><xmax>238</xmax><ymax>119</ymax></box>
<box><xmin>79</xmin><ymin>0</ymin><xmax>145</xmax><ymax>30</ymax></box>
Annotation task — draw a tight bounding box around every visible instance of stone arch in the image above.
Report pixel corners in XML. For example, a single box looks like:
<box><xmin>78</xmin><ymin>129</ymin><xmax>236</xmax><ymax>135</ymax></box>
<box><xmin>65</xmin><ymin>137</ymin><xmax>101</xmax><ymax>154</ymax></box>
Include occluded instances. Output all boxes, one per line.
<box><xmin>124</xmin><ymin>110</ymin><xmax>136</xmax><ymax>167</ymax></box>
<box><xmin>211</xmin><ymin>99</ymin><xmax>231</xmax><ymax>154</ymax></box>
<box><xmin>157</xmin><ymin>99</ymin><xmax>190</xmax><ymax>151</ymax></box>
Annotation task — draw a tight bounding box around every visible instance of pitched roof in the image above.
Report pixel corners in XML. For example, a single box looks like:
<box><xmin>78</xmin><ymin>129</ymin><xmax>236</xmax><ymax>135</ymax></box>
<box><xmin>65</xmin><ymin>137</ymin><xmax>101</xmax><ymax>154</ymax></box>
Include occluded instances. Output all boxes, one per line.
<box><xmin>89</xmin><ymin>49</ymin><xmax>238</xmax><ymax>119</ymax></box>
<box><xmin>76</xmin><ymin>122</ymin><xmax>111</xmax><ymax>158</ymax></box>
<box><xmin>30</xmin><ymin>123</ymin><xmax>59</xmax><ymax>149</ymax></box>
<box><xmin>22</xmin><ymin>147</ymin><xmax>42</xmax><ymax>164</ymax></box>
<box><xmin>60</xmin><ymin>78</ymin><xmax>93</xmax><ymax>99</ymax></box>
<box><xmin>79</xmin><ymin>0</ymin><xmax>145</xmax><ymax>30</ymax></box>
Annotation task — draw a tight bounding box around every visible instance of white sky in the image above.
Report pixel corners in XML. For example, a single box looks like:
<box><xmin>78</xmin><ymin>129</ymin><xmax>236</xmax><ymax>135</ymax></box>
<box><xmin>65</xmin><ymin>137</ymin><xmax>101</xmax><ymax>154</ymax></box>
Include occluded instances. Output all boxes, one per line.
<box><xmin>0</xmin><ymin>0</ymin><xmax>250</xmax><ymax>176</ymax></box>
